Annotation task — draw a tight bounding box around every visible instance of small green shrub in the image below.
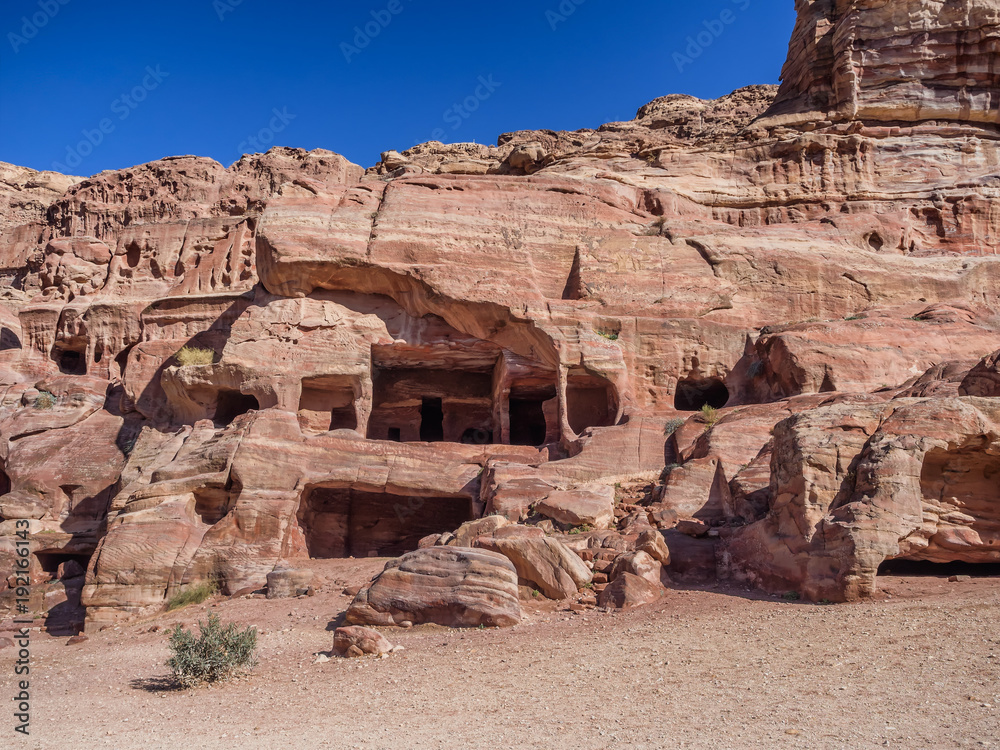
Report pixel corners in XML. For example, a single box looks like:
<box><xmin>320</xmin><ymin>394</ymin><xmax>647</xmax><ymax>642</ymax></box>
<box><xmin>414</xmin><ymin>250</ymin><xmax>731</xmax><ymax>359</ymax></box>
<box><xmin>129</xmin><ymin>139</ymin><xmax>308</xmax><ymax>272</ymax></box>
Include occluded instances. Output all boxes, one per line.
<box><xmin>174</xmin><ymin>346</ymin><xmax>215</xmax><ymax>367</ymax></box>
<box><xmin>33</xmin><ymin>391</ymin><xmax>56</xmax><ymax>410</ymax></box>
<box><xmin>663</xmin><ymin>462</ymin><xmax>681</xmax><ymax>474</ymax></box>
<box><xmin>596</xmin><ymin>330</ymin><xmax>620</xmax><ymax>341</ymax></box>
<box><xmin>166</xmin><ymin>579</ymin><xmax>218</xmax><ymax>611</ymax></box>
<box><xmin>663</xmin><ymin>417</ymin><xmax>685</xmax><ymax>436</ymax></box>
<box><xmin>166</xmin><ymin>613</ymin><xmax>257</xmax><ymax>688</ymax></box>
<box><xmin>700</xmin><ymin>404</ymin><xmax>720</xmax><ymax>428</ymax></box>
<box><xmin>782</xmin><ymin>591</ymin><xmax>801</xmax><ymax>601</ymax></box>
<box><xmin>844</xmin><ymin>315</ymin><xmax>864</xmax><ymax>321</ymax></box>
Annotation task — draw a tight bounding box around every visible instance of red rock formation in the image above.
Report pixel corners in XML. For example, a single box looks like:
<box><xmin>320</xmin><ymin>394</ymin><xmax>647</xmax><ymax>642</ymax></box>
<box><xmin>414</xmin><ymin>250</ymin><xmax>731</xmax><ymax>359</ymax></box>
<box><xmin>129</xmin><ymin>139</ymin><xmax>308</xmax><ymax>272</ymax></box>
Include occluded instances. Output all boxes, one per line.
<box><xmin>2</xmin><ymin>1</ymin><xmax>1000</xmax><ymax>628</ymax></box>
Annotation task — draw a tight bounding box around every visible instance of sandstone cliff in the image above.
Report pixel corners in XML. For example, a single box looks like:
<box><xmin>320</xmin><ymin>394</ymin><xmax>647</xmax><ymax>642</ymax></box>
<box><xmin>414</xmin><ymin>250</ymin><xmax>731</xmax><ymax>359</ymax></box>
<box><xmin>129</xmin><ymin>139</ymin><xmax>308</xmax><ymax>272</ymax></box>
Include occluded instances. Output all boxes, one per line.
<box><xmin>1</xmin><ymin>0</ymin><xmax>999</xmax><ymax>630</ymax></box>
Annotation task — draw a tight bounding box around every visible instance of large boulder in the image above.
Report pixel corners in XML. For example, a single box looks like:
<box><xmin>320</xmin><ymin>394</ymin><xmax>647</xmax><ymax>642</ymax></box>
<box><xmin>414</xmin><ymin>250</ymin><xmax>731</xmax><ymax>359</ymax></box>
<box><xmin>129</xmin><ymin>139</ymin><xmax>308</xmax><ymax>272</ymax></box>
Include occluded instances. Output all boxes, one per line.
<box><xmin>609</xmin><ymin>550</ymin><xmax>666</xmax><ymax>588</ymax></box>
<box><xmin>345</xmin><ymin>547</ymin><xmax>520</xmax><ymax>628</ymax></box>
<box><xmin>476</xmin><ymin>526</ymin><xmax>592</xmax><ymax>600</ymax></box>
<box><xmin>534</xmin><ymin>484</ymin><xmax>615</xmax><ymax>530</ymax></box>
<box><xmin>265</xmin><ymin>566</ymin><xmax>313</xmax><ymax>599</ymax></box>
<box><xmin>597</xmin><ymin>572</ymin><xmax>664</xmax><ymax>610</ymax></box>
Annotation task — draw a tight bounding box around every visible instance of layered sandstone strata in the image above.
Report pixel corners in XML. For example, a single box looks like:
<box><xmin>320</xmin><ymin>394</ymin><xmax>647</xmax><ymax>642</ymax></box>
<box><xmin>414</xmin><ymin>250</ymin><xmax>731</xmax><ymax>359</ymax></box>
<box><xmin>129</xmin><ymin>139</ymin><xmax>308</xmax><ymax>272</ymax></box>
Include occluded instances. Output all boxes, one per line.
<box><xmin>1</xmin><ymin>1</ymin><xmax>1000</xmax><ymax>629</ymax></box>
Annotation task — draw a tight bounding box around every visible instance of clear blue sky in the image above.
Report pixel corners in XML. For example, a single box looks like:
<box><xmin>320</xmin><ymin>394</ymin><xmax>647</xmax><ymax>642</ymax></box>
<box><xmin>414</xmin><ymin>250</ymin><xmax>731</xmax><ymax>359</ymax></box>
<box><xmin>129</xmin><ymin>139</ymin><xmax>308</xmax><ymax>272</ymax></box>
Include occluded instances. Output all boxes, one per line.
<box><xmin>0</xmin><ymin>0</ymin><xmax>795</xmax><ymax>176</ymax></box>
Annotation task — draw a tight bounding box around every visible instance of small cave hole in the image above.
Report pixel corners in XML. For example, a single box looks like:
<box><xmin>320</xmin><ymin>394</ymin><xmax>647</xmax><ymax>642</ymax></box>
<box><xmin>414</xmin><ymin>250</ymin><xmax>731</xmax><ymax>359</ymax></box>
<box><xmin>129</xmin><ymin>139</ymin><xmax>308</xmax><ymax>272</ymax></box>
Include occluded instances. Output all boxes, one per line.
<box><xmin>566</xmin><ymin>371</ymin><xmax>617</xmax><ymax>435</ymax></box>
<box><xmin>509</xmin><ymin>398</ymin><xmax>548</xmax><ymax>446</ymax></box>
<box><xmin>866</xmin><ymin>232</ymin><xmax>885</xmax><ymax>251</ymax></box>
<box><xmin>387</xmin><ymin>427</ymin><xmax>401</xmax><ymax>442</ymax></box>
<box><xmin>33</xmin><ymin>551</ymin><xmax>91</xmax><ymax>579</ymax></box>
<box><xmin>674</xmin><ymin>377</ymin><xmax>729</xmax><ymax>412</ymax></box>
<box><xmin>298</xmin><ymin>376</ymin><xmax>358</xmax><ymax>434</ymax></box>
<box><xmin>419</xmin><ymin>397</ymin><xmax>444</xmax><ymax>442</ymax></box>
<box><xmin>0</xmin><ymin>468</ymin><xmax>10</xmax><ymax>495</ymax></box>
<box><xmin>194</xmin><ymin>488</ymin><xmax>232</xmax><ymax>526</ymax></box>
<box><xmin>0</xmin><ymin>327</ymin><xmax>21</xmax><ymax>351</ymax></box>
<box><xmin>125</xmin><ymin>243</ymin><xmax>141</xmax><ymax>269</ymax></box>
<box><xmin>214</xmin><ymin>390</ymin><xmax>259</xmax><ymax>426</ymax></box>
<box><xmin>54</xmin><ymin>348</ymin><xmax>87</xmax><ymax>375</ymax></box>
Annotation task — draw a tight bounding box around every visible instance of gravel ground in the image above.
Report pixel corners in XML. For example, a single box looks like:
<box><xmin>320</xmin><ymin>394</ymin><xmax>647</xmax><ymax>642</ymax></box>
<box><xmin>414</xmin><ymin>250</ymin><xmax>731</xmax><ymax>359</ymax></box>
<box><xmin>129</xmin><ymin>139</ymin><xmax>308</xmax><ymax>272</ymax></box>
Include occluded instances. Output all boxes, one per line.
<box><xmin>2</xmin><ymin>561</ymin><xmax>998</xmax><ymax>750</ymax></box>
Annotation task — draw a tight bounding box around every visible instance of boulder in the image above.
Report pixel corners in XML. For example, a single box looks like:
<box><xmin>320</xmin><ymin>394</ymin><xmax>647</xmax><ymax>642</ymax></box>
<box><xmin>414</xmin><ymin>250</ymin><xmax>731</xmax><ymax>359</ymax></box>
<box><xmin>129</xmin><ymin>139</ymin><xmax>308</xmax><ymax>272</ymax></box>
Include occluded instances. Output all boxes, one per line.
<box><xmin>476</xmin><ymin>526</ymin><xmax>592</xmax><ymax>600</ymax></box>
<box><xmin>597</xmin><ymin>573</ymin><xmax>664</xmax><ymax>610</ymax></box>
<box><xmin>608</xmin><ymin>551</ymin><xmax>666</xmax><ymax>588</ymax></box>
<box><xmin>345</xmin><ymin>547</ymin><xmax>520</xmax><ymax>628</ymax></box>
<box><xmin>534</xmin><ymin>484</ymin><xmax>615</xmax><ymax>529</ymax></box>
<box><xmin>448</xmin><ymin>515</ymin><xmax>509</xmax><ymax>548</ymax></box>
<box><xmin>333</xmin><ymin>626</ymin><xmax>393</xmax><ymax>657</ymax></box>
<box><xmin>265</xmin><ymin>566</ymin><xmax>314</xmax><ymax>599</ymax></box>
<box><xmin>636</xmin><ymin>529</ymin><xmax>671</xmax><ymax>566</ymax></box>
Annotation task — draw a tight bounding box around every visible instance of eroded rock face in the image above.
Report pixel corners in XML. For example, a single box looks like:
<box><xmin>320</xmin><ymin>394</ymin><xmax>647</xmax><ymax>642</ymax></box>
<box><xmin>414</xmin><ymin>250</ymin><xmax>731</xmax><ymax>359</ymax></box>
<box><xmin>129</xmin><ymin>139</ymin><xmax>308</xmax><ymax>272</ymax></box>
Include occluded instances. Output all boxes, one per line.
<box><xmin>765</xmin><ymin>0</ymin><xmax>1000</xmax><ymax>126</ymax></box>
<box><xmin>1</xmin><ymin>1</ymin><xmax>1000</xmax><ymax>626</ymax></box>
<box><xmin>726</xmin><ymin>398</ymin><xmax>1000</xmax><ymax>601</ymax></box>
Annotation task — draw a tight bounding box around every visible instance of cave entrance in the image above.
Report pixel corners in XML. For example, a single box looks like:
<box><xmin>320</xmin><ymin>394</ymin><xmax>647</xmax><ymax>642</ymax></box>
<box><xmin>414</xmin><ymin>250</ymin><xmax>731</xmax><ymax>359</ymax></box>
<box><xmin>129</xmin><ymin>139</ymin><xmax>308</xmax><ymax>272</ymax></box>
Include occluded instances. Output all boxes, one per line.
<box><xmin>53</xmin><ymin>345</ymin><xmax>87</xmax><ymax>375</ymax></box>
<box><xmin>877</xmin><ymin>559</ymin><xmax>1000</xmax><ymax>577</ymax></box>
<box><xmin>298</xmin><ymin>375</ymin><xmax>358</xmax><ymax>434</ymax></box>
<box><xmin>194</xmin><ymin>487</ymin><xmax>233</xmax><ymax>525</ymax></box>
<box><xmin>674</xmin><ymin>377</ymin><xmax>729</xmax><ymax>411</ymax></box>
<box><xmin>566</xmin><ymin>370</ymin><xmax>617</xmax><ymax>435</ymax></box>
<box><xmin>367</xmin><ymin>366</ymin><xmax>494</xmax><ymax>443</ymax></box>
<box><xmin>298</xmin><ymin>487</ymin><xmax>475</xmax><ymax>558</ymax></box>
<box><xmin>420</xmin><ymin>397</ymin><xmax>444</xmax><ymax>442</ymax></box>
<box><xmin>509</xmin><ymin>398</ymin><xmax>547</xmax><ymax>446</ymax></box>
<box><xmin>33</xmin><ymin>551</ymin><xmax>90</xmax><ymax>580</ymax></box>
<box><xmin>0</xmin><ymin>326</ymin><xmax>21</xmax><ymax>351</ymax></box>
<box><xmin>0</xmin><ymin>467</ymin><xmax>9</xmax><ymax>496</ymax></box>
<box><xmin>214</xmin><ymin>390</ymin><xmax>259</xmax><ymax>426</ymax></box>
<box><xmin>35</xmin><ymin>551</ymin><xmax>90</xmax><ymax>636</ymax></box>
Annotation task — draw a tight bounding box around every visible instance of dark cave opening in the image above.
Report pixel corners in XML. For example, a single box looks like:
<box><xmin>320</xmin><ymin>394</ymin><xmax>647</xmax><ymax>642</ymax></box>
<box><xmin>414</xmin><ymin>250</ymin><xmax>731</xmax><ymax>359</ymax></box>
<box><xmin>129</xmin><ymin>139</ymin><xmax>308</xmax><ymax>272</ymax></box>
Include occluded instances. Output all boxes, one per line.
<box><xmin>509</xmin><ymin>398</ymin><xmax>547</xmax><ymax>446</ymax></box>
<box><xmin>674</xmin><ymin>377</ymin><xmax>729</xmax><ymax>412</ymax></box>
<box><xmin>54</xmin><ymin>348</ymin><xmax>87</xmax><ymax>376</ymax></box>
<box><xmin>367</xmin><ymin>367</ymin><xmax>494</xmax><ymax>443</ymax></box>
<box><xmin>214</xmin><ymin>390</ymin><xmax>259</xmax><ymax>425</ymax></box>
<box><xmin>0</xmin><ymin>327</ymin><xmax>20</xmax><ymax>350</ymax></box>
<box><xmin>298</xmin><ymin>487</ymin><xmax>475</xmax><ymax>558</ymax></box>
<box><xmin>877</xmin><ymin>559</ymin><xmax>1000</xmax><ymax>577</ymax></box>
<box><xmin>34</xmin><ymin>551</ymin><xmax>91</xmax><ymax>578</ymax></box>
<box><xmin>298</xmin><ymin>376</ymin><xmax>358</xmax><ymax>434</ymax></box>
<box><xmin>420</xmin><ymin>397</ymin><xmax>445</xmax><ymax>442</ymax></box>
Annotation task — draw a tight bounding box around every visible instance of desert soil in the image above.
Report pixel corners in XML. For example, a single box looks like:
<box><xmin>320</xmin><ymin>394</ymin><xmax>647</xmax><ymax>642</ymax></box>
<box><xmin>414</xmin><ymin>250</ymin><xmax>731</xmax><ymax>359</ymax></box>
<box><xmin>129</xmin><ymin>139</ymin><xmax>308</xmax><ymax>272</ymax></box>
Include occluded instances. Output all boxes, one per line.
<box><xmin>2</xmin><ymin>560</ymin><xmax>998</xmax><ymax>750</ymax></box>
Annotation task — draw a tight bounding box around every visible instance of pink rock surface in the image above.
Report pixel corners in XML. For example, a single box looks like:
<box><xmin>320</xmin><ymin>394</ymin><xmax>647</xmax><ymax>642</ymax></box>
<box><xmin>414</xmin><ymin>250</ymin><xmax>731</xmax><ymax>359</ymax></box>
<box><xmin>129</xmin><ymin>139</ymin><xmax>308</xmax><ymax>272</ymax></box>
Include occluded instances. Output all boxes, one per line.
<box><xmin>1</xmin><ymin>2</ymin><xmax>1000</xmax><ymax>626</ymax></box>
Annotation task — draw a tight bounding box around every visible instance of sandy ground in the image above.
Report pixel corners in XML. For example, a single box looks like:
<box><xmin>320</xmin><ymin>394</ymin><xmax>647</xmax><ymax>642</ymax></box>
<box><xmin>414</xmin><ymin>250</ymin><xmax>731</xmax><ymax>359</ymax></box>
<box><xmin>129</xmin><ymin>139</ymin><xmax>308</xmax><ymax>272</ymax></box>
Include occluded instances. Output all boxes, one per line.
<box><xmin>2</xmin><ymin>560</ymin><xmax>999</xmax><ymax>750</ymax></box>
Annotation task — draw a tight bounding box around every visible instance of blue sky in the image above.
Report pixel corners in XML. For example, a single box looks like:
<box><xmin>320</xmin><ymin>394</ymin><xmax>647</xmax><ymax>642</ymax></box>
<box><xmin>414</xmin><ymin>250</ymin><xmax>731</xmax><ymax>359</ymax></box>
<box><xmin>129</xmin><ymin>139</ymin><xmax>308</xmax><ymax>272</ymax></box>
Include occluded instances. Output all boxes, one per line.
<box><xmin>0</xmin><ymin>0</ymin><xmax>795</xmax><ymax>176</ymax></box>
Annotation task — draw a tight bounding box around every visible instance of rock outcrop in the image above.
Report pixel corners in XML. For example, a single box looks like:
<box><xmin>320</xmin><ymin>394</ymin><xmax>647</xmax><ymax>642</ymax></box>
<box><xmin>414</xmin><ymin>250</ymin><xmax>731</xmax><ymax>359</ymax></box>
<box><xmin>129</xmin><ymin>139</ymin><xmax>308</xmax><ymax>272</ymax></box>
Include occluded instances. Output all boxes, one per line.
<box><xmin>2</xmin><ymin>0</ymin><xmax>1000</xmax><ymax>632</ymax></box>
